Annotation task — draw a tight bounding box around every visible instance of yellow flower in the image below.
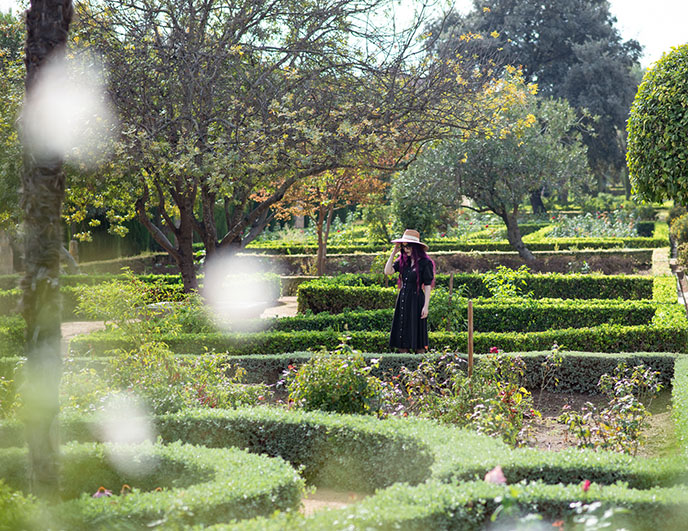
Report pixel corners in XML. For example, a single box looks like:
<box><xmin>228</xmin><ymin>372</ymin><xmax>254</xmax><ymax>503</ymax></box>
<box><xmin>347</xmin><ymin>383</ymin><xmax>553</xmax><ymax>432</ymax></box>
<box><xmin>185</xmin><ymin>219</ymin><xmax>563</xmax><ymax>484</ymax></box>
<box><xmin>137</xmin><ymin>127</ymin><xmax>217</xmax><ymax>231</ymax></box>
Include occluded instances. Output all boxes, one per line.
<box><xmin>490</xmin><ymin>31</ymin><xmax>500</xmax><ymax>38</ymax></box>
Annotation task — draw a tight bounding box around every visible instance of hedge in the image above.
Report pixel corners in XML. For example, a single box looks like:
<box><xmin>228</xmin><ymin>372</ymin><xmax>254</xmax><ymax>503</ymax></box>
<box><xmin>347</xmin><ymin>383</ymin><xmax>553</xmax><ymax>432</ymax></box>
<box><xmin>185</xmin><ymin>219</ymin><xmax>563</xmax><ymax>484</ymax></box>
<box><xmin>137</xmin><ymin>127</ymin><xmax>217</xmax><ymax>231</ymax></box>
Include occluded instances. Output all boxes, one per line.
<box><xmin>673</xmin><ymin>356</ymin><xmax>688</xmax><ymax>454</ymax></box>
<box><xmin>0</xmin><ymin>442</ymin><xmax>303</xmax><ymax>529</ymax></box>
<box><xmin>296</xmin><ymin>272</ymin><xmax>656</xmax><ymax>313</ymax></box>
<box><xmin>3</xmin><ymin>400</ymin><xmax>688</xmax><ymax>528</ymax></box>
<box><xmin>241</xmin><ymin>236</ymin><xmax>668</xmax><ymax>255</ymax></box>
<box><xmin>3</xmin><ymin>407</ymin><xmax>682</xmax><ymax>491</ymax></box>
<box><xmin>66</xmin><ymin>321</ymin><xmax>688</xmax><ymax>358</ymax></box>
<box><xmin>216</xmin><ymin>480</ymin><xmax>688</xmax><ymax>531</ymax></box>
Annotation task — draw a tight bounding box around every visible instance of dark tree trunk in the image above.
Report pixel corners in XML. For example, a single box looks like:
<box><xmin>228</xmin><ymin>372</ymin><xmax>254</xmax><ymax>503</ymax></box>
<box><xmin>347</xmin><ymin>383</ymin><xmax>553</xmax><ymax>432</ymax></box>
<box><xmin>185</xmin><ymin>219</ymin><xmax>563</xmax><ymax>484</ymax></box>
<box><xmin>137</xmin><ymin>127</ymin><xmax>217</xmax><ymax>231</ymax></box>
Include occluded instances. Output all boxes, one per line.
<box><xmin>21</xmin><ymin>0</ymin><xmax>73</xmax><ymax>498</ymax></box>
<box><xmin>502</xmin><ymin>209</ymin><xmax>535</xmax><ymax>263</ymax></box>
<box><xmin>529</xmin><ymin>188</ymin><xmax>547</xmax><ymax>214</ymax></box>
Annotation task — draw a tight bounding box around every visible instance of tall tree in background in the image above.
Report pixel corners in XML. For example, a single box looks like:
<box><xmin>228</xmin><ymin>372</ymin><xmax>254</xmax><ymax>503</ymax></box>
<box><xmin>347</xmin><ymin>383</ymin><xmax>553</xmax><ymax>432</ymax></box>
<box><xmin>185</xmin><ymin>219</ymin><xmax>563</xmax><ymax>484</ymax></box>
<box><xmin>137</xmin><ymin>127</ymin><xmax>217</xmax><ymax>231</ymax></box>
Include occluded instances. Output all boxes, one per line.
<box><xmin>20</xmin><ymin>0</ymin><xmax>73</xmax><ymax>497</ymax></box>
<box><xmin>0</xmin><ymin>11</ymin><xmax>26</xmax><ymax>268</ymax></box>
<box><xmin>392</xmin><ymin>77</ymin><xmax>590</xmax><ymax>261</ymax></box>
<box><xmin>256</xmin><ymin>168</ymin><xmax>387</xmax><ymax>275</ymax></box>
<box><xmin>70</xmin><ymin>0</ymin><xmax>501</xmax><ymax>292</ymax></box>
<box><xmin>433</xmin><ymin>0</ymin><xmax>641</xmax><ymax>199</ymax></box>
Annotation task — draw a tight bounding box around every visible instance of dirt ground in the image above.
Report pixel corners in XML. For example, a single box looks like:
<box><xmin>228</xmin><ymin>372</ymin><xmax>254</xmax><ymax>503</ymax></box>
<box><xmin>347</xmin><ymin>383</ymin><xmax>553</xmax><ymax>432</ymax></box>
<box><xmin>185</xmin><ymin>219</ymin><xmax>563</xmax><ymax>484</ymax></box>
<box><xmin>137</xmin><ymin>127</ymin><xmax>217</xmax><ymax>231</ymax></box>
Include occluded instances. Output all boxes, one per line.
<box><xmin>528</xmin><ymin>390</ymin><xmax>676</xmax><ymax>457</ymax></box>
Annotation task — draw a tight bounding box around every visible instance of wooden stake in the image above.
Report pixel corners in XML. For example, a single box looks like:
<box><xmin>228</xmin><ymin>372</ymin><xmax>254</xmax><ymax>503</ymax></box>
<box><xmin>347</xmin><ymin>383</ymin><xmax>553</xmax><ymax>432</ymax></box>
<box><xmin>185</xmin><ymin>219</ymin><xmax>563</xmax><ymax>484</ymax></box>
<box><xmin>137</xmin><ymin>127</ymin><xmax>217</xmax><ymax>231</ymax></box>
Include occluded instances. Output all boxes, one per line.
<box><xmin>467</xmin><ymin>299</ymin><xmax>474</xmax><ymax>378</ymax></box>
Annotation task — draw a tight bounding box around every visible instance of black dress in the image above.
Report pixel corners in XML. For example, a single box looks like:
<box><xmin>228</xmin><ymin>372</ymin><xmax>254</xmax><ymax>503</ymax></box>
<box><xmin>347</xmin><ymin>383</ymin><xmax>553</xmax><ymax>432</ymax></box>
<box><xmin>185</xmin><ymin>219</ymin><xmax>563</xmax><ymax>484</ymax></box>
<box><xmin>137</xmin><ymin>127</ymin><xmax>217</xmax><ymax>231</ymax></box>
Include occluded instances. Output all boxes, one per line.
<box><xmin>389</xmin><ymin>257</ymin><xmax>434</xmax><ymax>350</ymax></box>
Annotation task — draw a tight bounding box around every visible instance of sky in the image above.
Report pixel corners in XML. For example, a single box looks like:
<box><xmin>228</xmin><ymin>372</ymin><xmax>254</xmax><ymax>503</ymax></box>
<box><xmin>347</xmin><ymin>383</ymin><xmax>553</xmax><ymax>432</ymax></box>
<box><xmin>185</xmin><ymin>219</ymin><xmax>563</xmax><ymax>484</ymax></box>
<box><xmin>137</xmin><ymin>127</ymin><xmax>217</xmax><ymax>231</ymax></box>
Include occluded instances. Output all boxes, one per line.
<box><xmin>1</xmin><ymin>0</ymin><xmax>686</xmax><ymax>68</ymax></box>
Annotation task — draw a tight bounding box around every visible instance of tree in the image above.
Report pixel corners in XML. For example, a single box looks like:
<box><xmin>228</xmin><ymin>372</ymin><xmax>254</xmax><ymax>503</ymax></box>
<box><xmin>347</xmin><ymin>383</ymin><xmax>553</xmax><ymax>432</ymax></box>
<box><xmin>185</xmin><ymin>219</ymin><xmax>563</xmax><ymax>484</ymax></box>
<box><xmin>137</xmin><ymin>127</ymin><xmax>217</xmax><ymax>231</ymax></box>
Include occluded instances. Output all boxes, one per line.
<box><xmin>20</xmin><ymin>0</ymin><xmax>73</xmax><ymax>497</ymax></box>
<box><xmin>433</xmin><ymin>0</ymin><xmax>641</xmax><ymax>193</ymax></box>
<box><xmin>627</xmin><ymin>45</ymin><xmax>688</xmax><ymax>205</ymax></box>
<box><xmin>259</xmin><ymin>168</ymin><xmax>387</xmax><ymax>275</ymax></box>
<box><xmin>0</xmin><ymin>11</ymin><xmax>26</xmax><ymax>266</ymax></box>
<box><xmin>70</xmin><ymin>0</ymin><xmax>502</xmax><ymax>292</ymax></box>
<box><xmin>394</xmin><ymin>77</ymin><xmax>590</xmax><ymax>261</ymax></box>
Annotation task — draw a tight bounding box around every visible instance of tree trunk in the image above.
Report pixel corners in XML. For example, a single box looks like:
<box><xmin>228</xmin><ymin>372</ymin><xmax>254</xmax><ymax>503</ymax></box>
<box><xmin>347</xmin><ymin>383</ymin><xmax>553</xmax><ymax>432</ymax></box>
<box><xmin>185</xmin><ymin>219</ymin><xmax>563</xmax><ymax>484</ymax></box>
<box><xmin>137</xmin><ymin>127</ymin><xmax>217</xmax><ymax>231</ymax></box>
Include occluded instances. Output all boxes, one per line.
<box><xmin>529</xmin><ymin>188</ymin><xmax>547</xmax><ymax>214</ymax></box>
<box><xmin>315</xmin><ymin>205</ymin><xmax>327</xmax><ymax>276</ymax></box>
<box><xmin>21</xmin><ymin>0</ymin><xmax>73</xmax><ymax>498</ymax></box>
<box><xmin>503</xmin><ymin>210</ymin><xmax>535</xmax><ymax>263</ymax></box>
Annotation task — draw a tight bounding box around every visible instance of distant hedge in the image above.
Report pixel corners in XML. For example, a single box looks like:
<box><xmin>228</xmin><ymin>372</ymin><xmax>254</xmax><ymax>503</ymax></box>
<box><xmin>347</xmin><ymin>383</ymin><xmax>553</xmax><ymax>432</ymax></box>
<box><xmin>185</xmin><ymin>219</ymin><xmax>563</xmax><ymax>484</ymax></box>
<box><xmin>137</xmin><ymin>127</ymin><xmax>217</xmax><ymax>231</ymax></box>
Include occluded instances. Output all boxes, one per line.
<box><xmin>239</xmin><ymin>236</ymin><xmax>668</xmax><ymax>255</ymax></box>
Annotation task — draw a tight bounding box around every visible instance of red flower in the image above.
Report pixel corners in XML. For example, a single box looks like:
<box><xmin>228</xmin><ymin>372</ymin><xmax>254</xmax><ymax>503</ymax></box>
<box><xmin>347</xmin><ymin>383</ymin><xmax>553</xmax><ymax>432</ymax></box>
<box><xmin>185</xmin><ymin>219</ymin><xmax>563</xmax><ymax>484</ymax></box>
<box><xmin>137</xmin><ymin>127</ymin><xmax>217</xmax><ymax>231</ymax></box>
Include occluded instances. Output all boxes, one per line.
<box><xmin>288</xmin><ymin>364</ymin><xmax>295</xmax><ymax>371</ymax></box>
<box><xmin>93</xmin><ymin>486</ymin><xmax>112</xmax><ymax>498</ymax></box>
<box><xmin>485</xmin><ymin>224</ymin><xmax>489</xmax><ymax>228</ymax></box>
<box><xmin>582</xmin><ymin>479</ymin><xmax>591</xmax><ymax>492</ymax></box>
<box><xmin>489</xmin><ymin>346</ymin><xmax>500</xmax><ymax>354</ymax></box>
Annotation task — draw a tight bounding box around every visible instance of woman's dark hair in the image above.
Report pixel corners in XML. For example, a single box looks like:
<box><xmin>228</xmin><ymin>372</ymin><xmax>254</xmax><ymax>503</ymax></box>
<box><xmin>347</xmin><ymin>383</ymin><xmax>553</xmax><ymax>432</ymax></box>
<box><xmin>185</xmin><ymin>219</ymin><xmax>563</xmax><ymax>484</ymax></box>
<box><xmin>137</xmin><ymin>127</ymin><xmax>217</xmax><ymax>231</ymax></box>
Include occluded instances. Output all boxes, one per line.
<box><xmin>397</xmin><ymin>243</ymin><xmax>436</xmax><ymax>292</ymax></box>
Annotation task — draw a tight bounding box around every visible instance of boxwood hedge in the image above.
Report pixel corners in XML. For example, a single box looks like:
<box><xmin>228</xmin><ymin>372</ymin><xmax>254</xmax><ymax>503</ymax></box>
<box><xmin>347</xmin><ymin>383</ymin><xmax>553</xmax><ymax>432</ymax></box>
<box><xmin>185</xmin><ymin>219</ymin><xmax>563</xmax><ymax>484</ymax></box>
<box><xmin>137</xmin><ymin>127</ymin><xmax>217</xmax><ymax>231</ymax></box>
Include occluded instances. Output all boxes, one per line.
<box><xmin>67</xmin><ymin>321</ymin><xmax>688</xmax><ymax>358</ymax></box>
<box><xmin>296</xmin><ymin>273</ymin><xmax>657</xmax><ymax>314</ymax></box>
<box><xmin>241</xmin><ymin>236</ymin><xmax>668</xmax><ymax>255</ymax></box>
<box><xmin>0</xmin><ymin>441</ymin><xmax>303</xmax><ymax>529</ymax></box>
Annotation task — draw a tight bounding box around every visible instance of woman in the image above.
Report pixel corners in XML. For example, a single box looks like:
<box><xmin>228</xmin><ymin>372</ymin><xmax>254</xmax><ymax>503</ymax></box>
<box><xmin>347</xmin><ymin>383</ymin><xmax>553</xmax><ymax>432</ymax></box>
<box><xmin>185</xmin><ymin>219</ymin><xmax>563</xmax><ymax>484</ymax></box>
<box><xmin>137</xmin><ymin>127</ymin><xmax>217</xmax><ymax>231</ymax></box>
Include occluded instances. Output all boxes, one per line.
<box><xmin>384</xmin><ymin>229</ymin><xmax>435</xmax><ymax>353</ymax></box>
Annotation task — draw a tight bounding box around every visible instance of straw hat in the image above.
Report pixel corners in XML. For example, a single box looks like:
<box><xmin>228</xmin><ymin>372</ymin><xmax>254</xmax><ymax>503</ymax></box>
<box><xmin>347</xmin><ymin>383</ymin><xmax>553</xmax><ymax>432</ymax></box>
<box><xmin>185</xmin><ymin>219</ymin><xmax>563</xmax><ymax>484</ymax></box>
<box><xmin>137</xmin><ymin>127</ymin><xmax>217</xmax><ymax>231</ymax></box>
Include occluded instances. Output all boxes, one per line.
<box><xmin>391</xmin><ymin>229</ymin><xmax>429</xmax><ymax>251</ymax></box>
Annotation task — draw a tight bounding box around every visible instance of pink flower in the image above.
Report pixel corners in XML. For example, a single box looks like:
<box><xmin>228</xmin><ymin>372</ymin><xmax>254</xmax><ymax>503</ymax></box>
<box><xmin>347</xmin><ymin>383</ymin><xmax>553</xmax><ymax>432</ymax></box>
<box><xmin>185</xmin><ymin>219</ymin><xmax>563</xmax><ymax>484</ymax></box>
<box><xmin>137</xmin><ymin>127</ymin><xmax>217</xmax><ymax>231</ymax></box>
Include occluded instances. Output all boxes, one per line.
<box><xmin>485</xmin><ymin>224</ymin><xmax>489</xmax><ymax>228</ymax></box>
<box><xmin>489</xmin><ymin>346</ymin><xmax>500</xmax><ymax>354</ymax></box>
<box><xmin>582</xmin><ymin>479</ymin><xmax>591</xmax><ymax>492</ymax></box>
<box><xmin>93</xmin><ymin>486</ymin><xmax>113</xmax><ymax>498</ymax></box>
<box><xmin>484</xmin><ymin>466</ymin><xmax>507</xmax><ymax>485</ymax></box>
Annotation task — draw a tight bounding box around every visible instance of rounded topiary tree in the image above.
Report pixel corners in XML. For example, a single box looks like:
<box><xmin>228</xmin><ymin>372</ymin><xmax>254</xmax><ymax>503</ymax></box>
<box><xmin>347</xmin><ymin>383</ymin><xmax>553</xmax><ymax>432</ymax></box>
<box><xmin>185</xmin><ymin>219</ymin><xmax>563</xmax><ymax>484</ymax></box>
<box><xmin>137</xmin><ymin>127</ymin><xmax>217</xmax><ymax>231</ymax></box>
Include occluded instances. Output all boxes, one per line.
<box><xmin>627</xmin><ymin>45</ymin><xmax>688</xmax><ymax>203</ymax></box>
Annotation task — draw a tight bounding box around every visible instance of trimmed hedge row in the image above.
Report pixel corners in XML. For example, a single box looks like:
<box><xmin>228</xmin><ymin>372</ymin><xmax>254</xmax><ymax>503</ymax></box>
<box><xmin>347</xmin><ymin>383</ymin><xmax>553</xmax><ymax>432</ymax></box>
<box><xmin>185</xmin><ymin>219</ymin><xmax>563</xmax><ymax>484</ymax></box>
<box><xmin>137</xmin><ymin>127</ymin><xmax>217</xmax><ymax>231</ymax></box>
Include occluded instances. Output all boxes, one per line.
<box><xmin>296</xmin><ymin>272</ymin><xmax>656</xmax><ymax>313</ymax></box>
<box><xmin>2</xmin><ymin>351</ymin><xmax>674</xmax><ymax>398</ymax></box>
<box><xmin>0</xmin><ymin>284</ymin><xmax>188</xmax><ymax>319</ymax></box>
<box><xmin>673</xmin><ymin>356</ymin><xmax>688</xmax><ymax>454</ymax></box>
<box><xmin>67</xmin><ymin>323</ymin><xmax>688</xmax><ymax>358</ymax></box>
<box><xmin>218</xmin><ymin>351</ymin><xmax>677</xmax><ymax>393</ymax></box>
<box><xmin>240</xmin><ymin>236</ymin><xmax>668</xmax><ymax>255</ymax></box>
<box><xmin>2</xmin><ymin>406</ymin><xmax>683</xmax><ymax>491</ymax></box>
<box><xmin>269</xmin><ymin>299</ymin><xmax>658</xmax><ymax>333</ymax></box>
<box><xmin>218</xmin><ymin>480</ymin><xmax>688</xmax><ymax>530</ymax></box>
<box><xmin>0</xmin><ymin>442</ymin><xmax>303</xmax><ymax>529</ymax></box>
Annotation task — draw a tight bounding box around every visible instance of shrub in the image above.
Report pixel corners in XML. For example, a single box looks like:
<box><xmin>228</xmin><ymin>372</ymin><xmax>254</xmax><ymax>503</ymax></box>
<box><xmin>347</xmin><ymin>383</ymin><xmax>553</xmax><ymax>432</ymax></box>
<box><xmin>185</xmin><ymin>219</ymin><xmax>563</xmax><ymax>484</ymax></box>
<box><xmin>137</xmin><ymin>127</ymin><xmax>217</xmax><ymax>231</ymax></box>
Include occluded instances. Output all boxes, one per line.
<box><xmin>559</xmin><ymin>363</ymin><xmax>663</xmax><ymax>455</ymax></box>
<box><xmin>670</xmin><ymin>213</ymin><xmax>688</xmax><ymax>245</ymax></box>
<box><xmin>627</xmin><ymin>44</ymin><xmax>688</xmax><ymax>205</ymax></box>
<box><xmin>283</xmin><ymin>340</ymin><xmax>390</xmax><ymax>416</ymax></box>
<box><xmin>394</xmin><ymin>351</ymin><xmax>539</xmax><ymax>446</ymax></box>
<box><xmin>0</xmin><ymin>442</ymin><xmax>303</xmax><ymax>529</ymax></box>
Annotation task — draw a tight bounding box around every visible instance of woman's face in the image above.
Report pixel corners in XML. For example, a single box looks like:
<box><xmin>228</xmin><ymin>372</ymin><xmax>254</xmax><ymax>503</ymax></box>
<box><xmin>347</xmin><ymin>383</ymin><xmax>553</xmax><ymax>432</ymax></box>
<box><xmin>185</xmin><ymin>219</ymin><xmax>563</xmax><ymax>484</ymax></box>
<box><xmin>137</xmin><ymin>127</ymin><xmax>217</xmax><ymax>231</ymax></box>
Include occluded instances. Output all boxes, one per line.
<box><xmin>401</xmin><ymin>242</ymin><xmax>413</xmax><ymax>256</ymax></box>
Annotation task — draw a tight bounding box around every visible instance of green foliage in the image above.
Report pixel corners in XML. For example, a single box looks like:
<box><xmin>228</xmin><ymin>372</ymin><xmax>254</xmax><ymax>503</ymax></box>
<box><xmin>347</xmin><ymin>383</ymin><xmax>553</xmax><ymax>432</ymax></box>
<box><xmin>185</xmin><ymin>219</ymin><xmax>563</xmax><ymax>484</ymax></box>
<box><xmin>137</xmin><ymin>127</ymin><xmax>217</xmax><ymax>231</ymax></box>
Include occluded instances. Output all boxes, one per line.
<box><xmin>628</xmin><ymin>45</ymin><xmax>688</xmax><ymax>204</ymax></box>
<box><xmin>549</xmin><ymin>211</ymin><xmax>637</xmax><ymax>238</ymax></box>
<box><xmin>0</xmin><ymin>479</ymin><xmax>42</xmax><ymax>531</ymax></box>
<box><xmin>108</xmin><ymin>342</ymin><xmax>268</xmax><ymax>414</ymax></box>
<box><xmin>0</xmin><ymin>442</ymin><xmax>303</xmax><ymax>529</ymax></box>
<box><xmin>283</xmin><ymin>340</ymin><xmax>390</xmax><ymax>416</ymax></box>
<box><xmin>296</xmin><ymin>272</ymin><xmax>656</xmax><ymax>314</ymax></box>
<box><xmin>394</xmin><ymin>351</ymin><xmax>538</xmax><ymax>446</ymax></box>
<box><xmin>482</xmin><ymin>265</ymin><xmax>532</xmax><ymax>299</ymax></box>
<box><xmin>668</xmin><ymin>205</ymin><xmax>688</xmax><ymax>227</ymax></box>
<box><xmin>559</xmin><ymin>363</ymin><xmax>663</xmax><ymax>455</ymax></box>
<box><xmin>0</xmin><ymin>358</ymin><xmax>21</xmax><ymax>418</ymax></box>
<box><xmin>74</xmin><ymin>269</ymin><xmax>185</xmax><ymax>344</ymax></box>
<box><xmin>670</xmin><ymin>213</ymin><xmax>688</xmax><ymax>245</ymax></box>
<box><xmin>442</xmin><ymin>0</ymin><xmax>641</xmax><ymax>182</ymax></box>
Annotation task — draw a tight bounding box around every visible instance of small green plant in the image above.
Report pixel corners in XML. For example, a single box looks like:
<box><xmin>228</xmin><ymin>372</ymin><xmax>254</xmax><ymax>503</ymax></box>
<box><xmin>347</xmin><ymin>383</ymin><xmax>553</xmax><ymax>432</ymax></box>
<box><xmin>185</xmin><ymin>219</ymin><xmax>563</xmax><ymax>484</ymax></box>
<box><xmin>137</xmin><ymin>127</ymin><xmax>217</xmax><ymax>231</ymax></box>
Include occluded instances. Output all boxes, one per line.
<box><xmin>282</xmin><ymin>337</ymin><xmax>390</xmax><ymax>416</ymax></box>
<box><xmin>394</xmin><ymin>350</ymin><xmax>539</xmax><ymax>446</ymax></box>
<box><xmin>482</xmin><ymin>265</ymin><xmax>532</xmax><ymax>299</ymax></box>
<box><xmin>0</xmin><ymin>360</ymin><xmax>22</xmax><ymax>419</ymax></box>
<box><xmin>537</xmin><ymin>344</ymin><xmax>563</xmax><ymax>408</ymax></box>
<box><xmin>75</xmin><ymin>269</ymin><xmax>183</xmax><ymax>345</ymax></box>
<box><xmin>103</xmin><ymin>342</ymin><xmax>269</xmax><ymax>414</ymax></box>
<box><xmin>558</xmin><ymin>363</ymin><xmax>662</xmax><ymax>455</ymax></box>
